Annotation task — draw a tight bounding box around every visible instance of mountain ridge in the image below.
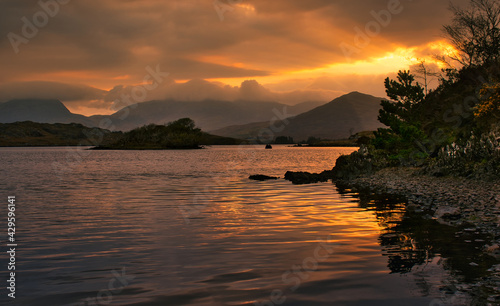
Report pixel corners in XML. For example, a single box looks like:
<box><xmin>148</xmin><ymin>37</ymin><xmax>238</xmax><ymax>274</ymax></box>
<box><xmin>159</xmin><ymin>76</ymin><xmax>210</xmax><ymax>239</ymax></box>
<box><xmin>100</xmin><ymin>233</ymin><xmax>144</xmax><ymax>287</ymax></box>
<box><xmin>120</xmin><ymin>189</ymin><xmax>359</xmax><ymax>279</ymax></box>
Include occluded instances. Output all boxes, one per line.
<box><xmin>211</xmin><ymin>92</ymin><xmax>385</xmax><ymax>141</ymax></box>
<box><xmin>0</xmin><ymin>92</ymin><xmax>385</xmax><ymax>140</ymax></box>
<box><xmin>0</xmin><ymin>99</ymin><xmax>94</xmax><ymax>126</ymax></box>
<box><xmin>0</xmin><ymin>98</ymin><xmax>325</xmax><ymax>132</ymax></box>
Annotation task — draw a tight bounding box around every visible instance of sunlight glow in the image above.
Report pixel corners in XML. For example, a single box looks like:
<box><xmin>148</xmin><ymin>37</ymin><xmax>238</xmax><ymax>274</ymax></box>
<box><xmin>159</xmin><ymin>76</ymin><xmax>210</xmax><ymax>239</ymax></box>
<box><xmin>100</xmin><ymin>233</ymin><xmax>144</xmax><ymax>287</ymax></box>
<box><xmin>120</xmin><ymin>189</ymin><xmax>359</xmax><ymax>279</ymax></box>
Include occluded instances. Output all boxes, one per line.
<box><xmin>235</xmin><ymin>3</ymin><xmax>256</xmax><ymax>14</ymax></box>
<box><xmin>207</xmin><ymin>40</ymin><xmax>458</xmax><ymax>97</ymax></box>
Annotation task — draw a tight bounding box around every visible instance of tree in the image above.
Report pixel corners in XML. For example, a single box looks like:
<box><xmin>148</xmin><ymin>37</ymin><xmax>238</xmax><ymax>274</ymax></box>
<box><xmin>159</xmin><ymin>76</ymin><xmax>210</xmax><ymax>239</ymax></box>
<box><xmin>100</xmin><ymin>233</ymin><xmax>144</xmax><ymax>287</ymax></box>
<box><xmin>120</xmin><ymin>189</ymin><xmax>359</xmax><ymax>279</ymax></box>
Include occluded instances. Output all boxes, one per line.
<box><xmin>379</xmin><ymin>70</ymin><xmax>425</xmax><ymax>129</ymax></box>
<box><xmin>443</xmin><ymin>0</ymin><xmax>500</xmax><ymax>67</ymax></box>
<box><xmin>374</xmin><ymin>71</ymin><xmax>426</xmax><ymax>158</ymax></box>
<box><xmin>166</xmin><ymin>118</ymin><xmax>200</xmax><ymax>133</ymax></box>
<box><xmin>412</xmin><ymin>59</ymin><xmax>441</xmax><ymax>95</ymax></box>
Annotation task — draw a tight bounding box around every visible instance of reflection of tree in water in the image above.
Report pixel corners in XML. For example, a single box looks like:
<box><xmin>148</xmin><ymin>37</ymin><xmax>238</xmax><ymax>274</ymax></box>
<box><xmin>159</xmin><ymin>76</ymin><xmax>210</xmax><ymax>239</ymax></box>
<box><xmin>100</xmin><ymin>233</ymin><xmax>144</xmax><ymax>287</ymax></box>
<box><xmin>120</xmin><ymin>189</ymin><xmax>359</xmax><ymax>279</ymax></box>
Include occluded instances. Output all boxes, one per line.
<box><xmin>352</xmin><ymin>189</ymin><xmax>434</xmax><ymax>274</ymax></box>
<box><xmin>336</xmin><ymin>184</ymin><xmax>499</xmax><ymax>303</ymax></box>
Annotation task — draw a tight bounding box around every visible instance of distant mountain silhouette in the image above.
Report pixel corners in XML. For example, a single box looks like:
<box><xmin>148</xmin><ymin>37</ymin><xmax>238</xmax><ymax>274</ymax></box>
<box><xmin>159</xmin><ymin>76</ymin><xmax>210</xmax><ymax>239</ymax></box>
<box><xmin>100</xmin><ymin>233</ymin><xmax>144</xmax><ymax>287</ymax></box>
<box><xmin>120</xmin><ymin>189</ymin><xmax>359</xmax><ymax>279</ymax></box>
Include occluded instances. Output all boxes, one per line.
<box><xmin>93</xmin><ymin>99</ymin><xmax>324</xmax><ymax>131</ymax></box>
<box><xmin>0</xmin><ymin>98</ymin><xmax>324</xmax><ymax>132</ymax></box>
<box><xmin>0</xmin><ymin>93</ymin><xmax>382</xmax><ymax>140</ymax></box>
<box><xmin>211</xmin><ymin>92</ymin><xmax>385</xmax><ymax>141</ymax></box>
<box><xmin>0</xmin><ymin>99</ymin><xmax>94</xmax><ymax>126</ymax></box>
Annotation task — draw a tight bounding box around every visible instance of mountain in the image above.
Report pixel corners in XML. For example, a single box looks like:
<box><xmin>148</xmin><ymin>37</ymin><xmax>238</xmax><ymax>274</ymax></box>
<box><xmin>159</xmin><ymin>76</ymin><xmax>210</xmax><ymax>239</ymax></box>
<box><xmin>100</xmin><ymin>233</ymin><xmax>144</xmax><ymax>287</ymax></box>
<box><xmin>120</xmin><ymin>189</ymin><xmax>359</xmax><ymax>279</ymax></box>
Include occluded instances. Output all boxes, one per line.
<box><xmin>90</xmin><ymin>99</ymin><xmax>325</xmax><ymax>131</ymax></box>
<box><xmin>210</xmin><ymin>92</ymin><xmax>385</xmax><ymax>141</ymax></box>
<box><xmin>285</xmin><ymin>100</ymin><xmax>325</xmax><ymax>115</ymax></box>
<box><xmin>0</xmin><ymin>98</ymin><xmax>325</xmax><ymax>132</ymax></box>
<box><xmin>0</xmin><ymin>93</ymin><xmax>382</xmax><ymax>142</ymax></box>
<box><xmin>0</xmin><ymin>99</ymin><xmax>94</xmax><ymax>126</ymax></box>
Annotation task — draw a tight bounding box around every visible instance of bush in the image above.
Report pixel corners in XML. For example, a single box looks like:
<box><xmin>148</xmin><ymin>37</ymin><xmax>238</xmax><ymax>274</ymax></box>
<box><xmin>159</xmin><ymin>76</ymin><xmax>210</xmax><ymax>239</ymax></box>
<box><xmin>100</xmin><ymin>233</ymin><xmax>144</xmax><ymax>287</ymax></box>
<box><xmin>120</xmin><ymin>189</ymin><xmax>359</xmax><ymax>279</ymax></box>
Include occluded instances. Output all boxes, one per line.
<box><xmin>423</xmin><ymin>128</ymin><xmax>500</xmax><ymax>179</ymax></box>
<box><xmin>333</xmin><ymin>146</ymin><xmax>390</xmax><ymax>179</ymax></box>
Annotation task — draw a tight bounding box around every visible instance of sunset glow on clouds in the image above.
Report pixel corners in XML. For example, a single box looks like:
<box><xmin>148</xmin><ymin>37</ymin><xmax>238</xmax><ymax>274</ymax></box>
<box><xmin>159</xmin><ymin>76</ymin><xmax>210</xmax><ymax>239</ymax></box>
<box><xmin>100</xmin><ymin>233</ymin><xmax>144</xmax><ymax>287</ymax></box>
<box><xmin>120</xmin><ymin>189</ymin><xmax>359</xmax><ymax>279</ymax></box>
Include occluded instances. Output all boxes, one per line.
<box><xmin>0</xmin><ymin>0</ymin><xmax>469</xmax><ymax>115</ymax></box>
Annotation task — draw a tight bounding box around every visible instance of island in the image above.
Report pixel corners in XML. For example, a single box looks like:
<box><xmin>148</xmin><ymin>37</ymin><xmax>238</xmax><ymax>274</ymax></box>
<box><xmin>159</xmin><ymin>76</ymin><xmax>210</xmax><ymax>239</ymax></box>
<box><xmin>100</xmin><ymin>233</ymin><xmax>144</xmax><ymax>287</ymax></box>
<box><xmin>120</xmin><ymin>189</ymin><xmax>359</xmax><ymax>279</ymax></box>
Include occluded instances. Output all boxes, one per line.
<box><xmin>93</xmin><ymin>118</ymin><xmax>245</xmax><ymax>150</ymax></box>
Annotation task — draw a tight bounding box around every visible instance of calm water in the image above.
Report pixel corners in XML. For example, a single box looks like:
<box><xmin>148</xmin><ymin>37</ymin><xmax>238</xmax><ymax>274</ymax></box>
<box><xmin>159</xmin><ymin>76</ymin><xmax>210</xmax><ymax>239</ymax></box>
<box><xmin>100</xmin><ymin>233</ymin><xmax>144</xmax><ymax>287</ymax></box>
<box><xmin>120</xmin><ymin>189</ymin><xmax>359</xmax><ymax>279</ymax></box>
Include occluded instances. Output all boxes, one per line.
<box><xmin>0</xmin><ymin>146</ymin><xmax>491</xmax><ymax>305</ymax></box>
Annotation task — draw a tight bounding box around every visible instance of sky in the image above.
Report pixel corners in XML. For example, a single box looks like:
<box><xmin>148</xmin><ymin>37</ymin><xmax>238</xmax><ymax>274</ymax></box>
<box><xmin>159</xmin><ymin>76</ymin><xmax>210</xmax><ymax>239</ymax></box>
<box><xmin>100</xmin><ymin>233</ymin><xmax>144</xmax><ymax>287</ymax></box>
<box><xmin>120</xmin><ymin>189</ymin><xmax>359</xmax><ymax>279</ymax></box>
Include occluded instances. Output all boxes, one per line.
<box><xmin>0</xmin><ymin>0</ymin><xmax>469</xmax><ymax>116</ymax></box>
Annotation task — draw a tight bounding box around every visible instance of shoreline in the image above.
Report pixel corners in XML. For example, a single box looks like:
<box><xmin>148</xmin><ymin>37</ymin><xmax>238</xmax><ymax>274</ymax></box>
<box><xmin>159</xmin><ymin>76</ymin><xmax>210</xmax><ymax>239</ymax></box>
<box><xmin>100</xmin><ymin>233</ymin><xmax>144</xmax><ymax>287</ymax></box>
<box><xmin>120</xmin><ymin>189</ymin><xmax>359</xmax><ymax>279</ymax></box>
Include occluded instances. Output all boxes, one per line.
<box><xmin>279</xmin><ymin>165</ymin><xmax>500</xmax><ymax>302</ymax></box>
<box><xmin>335</xmin><ymin>167</ymin><xmax>500</xmax><ymax>302</ymax></box>
<box><xmin>283</xmin><ymin>166</ymin><xmax>499</xmax><ymax>254</ymax></box>
<box><xmin>337</xmin><ymin>167</ymin><xmax>499</xmax><ymax>234</ymax></box>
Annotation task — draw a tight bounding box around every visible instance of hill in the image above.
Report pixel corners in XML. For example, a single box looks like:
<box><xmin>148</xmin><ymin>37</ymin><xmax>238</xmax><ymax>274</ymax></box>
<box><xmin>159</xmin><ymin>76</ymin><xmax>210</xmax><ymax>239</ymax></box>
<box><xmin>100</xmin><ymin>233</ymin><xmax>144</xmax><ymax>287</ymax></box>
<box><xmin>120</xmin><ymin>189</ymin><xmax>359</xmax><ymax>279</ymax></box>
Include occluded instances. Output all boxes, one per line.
<box><xmin>211</xmin><ymin>92</ymin><xmax>385</xmax><ymax>141</ymax></box>
<box><xmin>0</xmin><ymin>121</ymin><xmax>120</xmax><ymax>147</ymax></box>
<box><xmin>0</xmin><ymin>99</ymin><xmax>94</xmax><ymax>126</ymax></box>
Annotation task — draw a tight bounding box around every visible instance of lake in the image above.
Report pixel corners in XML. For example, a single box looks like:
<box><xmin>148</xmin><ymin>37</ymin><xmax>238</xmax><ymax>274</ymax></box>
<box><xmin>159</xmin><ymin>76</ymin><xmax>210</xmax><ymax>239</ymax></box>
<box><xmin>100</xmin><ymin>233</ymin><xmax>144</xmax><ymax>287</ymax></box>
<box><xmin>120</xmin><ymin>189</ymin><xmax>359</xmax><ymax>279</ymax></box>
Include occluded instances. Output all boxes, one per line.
<box><xmin>0</xmin><ymin>146</ymin><xmax>484</xmax><ymax>305</ymax></box>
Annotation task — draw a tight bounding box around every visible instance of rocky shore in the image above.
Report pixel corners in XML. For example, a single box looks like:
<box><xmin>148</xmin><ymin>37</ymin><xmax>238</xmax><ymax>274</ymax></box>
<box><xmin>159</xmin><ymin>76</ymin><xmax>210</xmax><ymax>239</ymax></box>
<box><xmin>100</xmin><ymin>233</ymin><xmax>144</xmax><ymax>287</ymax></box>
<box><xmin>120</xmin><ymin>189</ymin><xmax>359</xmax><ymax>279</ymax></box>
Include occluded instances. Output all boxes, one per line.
<box><xmin>342</xmin><ymin>167</ymin><xmax>500</xmax><ymax>232</ymax></box>
<box><xmin>281</xmin><ymin>166</ymin><xmax>499</xmax><ymax>238</ymax></box>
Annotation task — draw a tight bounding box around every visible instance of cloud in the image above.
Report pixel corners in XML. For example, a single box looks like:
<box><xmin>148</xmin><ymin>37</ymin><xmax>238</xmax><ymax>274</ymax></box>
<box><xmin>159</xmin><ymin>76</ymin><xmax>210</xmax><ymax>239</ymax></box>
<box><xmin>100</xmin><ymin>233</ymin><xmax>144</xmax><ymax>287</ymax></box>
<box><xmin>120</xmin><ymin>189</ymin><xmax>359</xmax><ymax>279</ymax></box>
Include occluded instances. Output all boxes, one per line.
<box><xmin>0</xmin><ymin>0</ymin><xmax>471</xmax><ymax>115</ymax></box>
<box><xmin>0</xmin><ymin>78</ymin><xmax>342</xmax><ymax>116</ymax></box>
<box><xmin>0</xmin><ymin>0</ymin><xmax>468</xmax><ymax>80</ymax></box>
<box><xmin>0</xmin><ymin>81</ymin><xmax>106</xmax><ymax>102</ymax></box>
<box><xmin>103</xmin><ymin>78</ymin><xmax>337</xmax><ymax>106</ymax></box>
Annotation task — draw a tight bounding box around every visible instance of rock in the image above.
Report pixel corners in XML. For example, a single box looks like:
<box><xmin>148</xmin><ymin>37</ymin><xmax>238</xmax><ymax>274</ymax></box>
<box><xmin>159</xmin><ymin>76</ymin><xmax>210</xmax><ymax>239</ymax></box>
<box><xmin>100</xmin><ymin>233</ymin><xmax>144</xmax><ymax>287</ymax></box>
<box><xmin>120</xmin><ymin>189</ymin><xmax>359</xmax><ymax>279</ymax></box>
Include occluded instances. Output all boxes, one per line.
<box><xmin>284</xmin><ymin>171</ymin><xmax>319</xmax><ymax>184</ymax></box>
<box><xmin>249</xmin><ymin>174</ymin><xmax>279</xmax><ymax>181</ymax></box>
<box><xmin>284</xmin><ymin>171</ymin><xmax>334</xmax><ymax>184</ymax></box>
<box><xmin>485</xmin><ymin>244</ymin><xmax>500</xmax><ymax>259</ymax></box>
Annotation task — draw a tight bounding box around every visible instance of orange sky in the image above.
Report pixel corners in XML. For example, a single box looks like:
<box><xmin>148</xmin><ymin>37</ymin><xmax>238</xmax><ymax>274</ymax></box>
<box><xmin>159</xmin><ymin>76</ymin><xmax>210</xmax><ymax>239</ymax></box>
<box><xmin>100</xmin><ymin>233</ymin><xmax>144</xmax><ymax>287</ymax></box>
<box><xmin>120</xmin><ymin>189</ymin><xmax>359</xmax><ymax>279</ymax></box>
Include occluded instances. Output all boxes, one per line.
<box><xmin>0</xmin><ymin>0</ymin><xmax>468</xmax><ymax>116</ymax></box>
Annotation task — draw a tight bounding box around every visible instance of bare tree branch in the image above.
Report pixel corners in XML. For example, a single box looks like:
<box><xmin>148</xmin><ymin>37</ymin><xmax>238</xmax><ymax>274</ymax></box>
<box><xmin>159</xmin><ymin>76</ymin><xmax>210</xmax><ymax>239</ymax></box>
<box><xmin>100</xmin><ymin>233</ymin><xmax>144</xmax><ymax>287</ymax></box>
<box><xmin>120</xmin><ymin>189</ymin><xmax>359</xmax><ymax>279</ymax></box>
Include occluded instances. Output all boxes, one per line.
<box><xmin>443</xmin><ymin>0</ymin><xmax>500</xmax><ymax>66</ymax></box>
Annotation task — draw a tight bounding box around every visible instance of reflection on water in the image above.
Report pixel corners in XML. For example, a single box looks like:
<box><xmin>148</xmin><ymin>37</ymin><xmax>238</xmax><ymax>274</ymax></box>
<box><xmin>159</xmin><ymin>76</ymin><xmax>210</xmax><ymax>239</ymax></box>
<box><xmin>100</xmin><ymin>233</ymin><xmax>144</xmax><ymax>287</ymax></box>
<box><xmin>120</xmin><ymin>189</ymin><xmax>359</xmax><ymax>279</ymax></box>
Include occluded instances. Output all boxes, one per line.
<box><xmin>337</xmin><ymin>184</ymin><xmax>499</xmax><ymax>305</ymax></box>
<box><xmin>0</xmin><ymin>146</ymin><xmax>497</xmax><ymax>305</ymax></box>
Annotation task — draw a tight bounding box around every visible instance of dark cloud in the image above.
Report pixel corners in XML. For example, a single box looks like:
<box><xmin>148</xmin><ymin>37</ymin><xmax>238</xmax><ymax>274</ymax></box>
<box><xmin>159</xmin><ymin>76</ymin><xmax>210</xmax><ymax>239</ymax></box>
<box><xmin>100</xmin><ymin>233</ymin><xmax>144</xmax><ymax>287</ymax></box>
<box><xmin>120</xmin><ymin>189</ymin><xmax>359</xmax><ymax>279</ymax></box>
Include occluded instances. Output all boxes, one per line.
<box><xmin>0</xmin><ymin>81</ymin><xmax>106</xmax><ymax>102</ymax></box>
<box><xmin>104</xmin><ymin>78</ymin><xmax>335</xmax><ymax>106</ymax></box>
<box><xmin>0</xmin><ymin>0</ymin><xmax>472</xmax><ymax>114</ymax></box>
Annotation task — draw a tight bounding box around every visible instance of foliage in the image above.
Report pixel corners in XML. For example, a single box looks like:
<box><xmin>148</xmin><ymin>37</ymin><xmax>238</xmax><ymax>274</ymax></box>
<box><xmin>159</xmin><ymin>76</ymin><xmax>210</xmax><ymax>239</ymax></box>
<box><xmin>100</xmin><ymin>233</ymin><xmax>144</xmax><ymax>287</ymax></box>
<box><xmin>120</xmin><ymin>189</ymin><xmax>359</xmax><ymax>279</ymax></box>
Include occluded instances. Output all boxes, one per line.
<box><xmin>98</xmin><ymin>118</ymin><xmax>246</xmax><ymax>149</ymax></box>
<box><xmin>166</xmin><ymin>118</ymin><xmax>200</xmax><ymax>134</ymax></box>
<box><xmin>332</xmin><ymin>145</ymin><xmax>394</xmax><ymax>179</ymax></box>
<box><xmin>382</xmin><ymin>70</ymin><xmax>425</xmax><ymax>109</ymax></box>
<box><xmin>337</xmin><ymin>0</ymin><xmax>500</xmax><ymax>179</ymax></box>
<box><xmin>374</xmin><ymin>70</ymin><xmax>428</xmax><ymax>163</ymax></box>
<box><xmin>108</xmin><ymin>118</ymin><xmax>203</xmax><ymax>149</ymax></box>
<box><xmin>476</xmin><ymin>81</ymin><xmax>500</xmax><ymax>126</ymax></box>
<box><xmin>424</xmin><ymin>129</ymin><xmax>500</xmax><ymax>179</ymax></box>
